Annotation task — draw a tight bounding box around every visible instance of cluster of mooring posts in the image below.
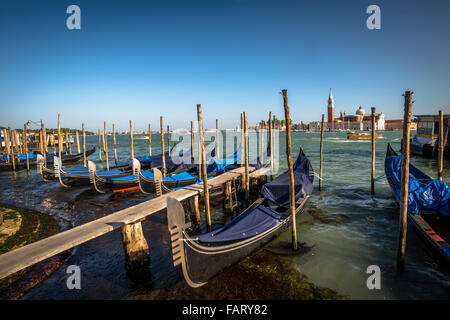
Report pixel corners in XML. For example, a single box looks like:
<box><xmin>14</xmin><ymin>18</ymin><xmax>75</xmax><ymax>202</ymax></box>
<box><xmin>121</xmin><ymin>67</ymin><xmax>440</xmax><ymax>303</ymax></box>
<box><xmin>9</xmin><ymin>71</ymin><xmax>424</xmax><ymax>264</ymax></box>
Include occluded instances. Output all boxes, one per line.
<box><xmin>0</xmin><ymin>89</ymin><xmax>447</xmax><ymax>280</ymax></box>
<box><xmin>0</xmin><ymin>98</ymin><xmax>283</xmax><ymax>280</ymax></box>
<box><xmin>315</xmin><ymin>91</ymin><xmax>447</xmax><ymax>272</ymax></box>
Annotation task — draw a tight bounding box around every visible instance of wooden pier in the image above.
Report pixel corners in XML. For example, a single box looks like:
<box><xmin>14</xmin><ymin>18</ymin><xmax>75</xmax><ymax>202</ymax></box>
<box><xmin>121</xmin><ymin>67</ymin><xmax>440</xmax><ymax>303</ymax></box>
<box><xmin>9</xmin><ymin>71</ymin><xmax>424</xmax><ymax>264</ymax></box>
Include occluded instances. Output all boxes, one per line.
<box><xmin>0</xmin><ymin>165</ymin><xmax>267</xmax><ymax>280</ymax></box>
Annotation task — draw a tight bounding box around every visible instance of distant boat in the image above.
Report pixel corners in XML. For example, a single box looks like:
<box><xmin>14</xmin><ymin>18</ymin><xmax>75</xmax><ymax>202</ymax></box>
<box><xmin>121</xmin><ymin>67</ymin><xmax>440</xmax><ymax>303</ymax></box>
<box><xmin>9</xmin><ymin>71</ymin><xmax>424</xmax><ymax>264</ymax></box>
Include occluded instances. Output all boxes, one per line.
<box><xmin>410</xmin><ymin>114</ymin><xmax>450</xmax><ymax>159</ymax></box>
<box><xmin>347</xmin><ymin>133</ymin><xmax>383</xmax><ymax>140</ymax></box>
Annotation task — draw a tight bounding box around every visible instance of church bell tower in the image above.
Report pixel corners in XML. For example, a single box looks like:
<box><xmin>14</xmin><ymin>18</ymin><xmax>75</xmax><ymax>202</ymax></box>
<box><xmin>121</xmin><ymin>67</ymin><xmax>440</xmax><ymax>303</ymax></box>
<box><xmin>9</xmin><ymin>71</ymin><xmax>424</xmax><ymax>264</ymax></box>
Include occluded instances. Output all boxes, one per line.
<box><xmin>327</xmin><ymin>88</ymin><xmax>335</xmax><ymax>122</ymax></box>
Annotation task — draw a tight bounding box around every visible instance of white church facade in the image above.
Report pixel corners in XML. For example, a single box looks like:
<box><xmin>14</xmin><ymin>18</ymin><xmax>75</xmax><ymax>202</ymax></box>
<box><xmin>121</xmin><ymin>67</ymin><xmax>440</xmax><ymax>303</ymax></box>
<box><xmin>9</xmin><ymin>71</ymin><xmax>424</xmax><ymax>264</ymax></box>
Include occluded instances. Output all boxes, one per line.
<box><xmin>309</xmin><ymin>89</ymin><xmax>385</xmax><ymax>131</ymax></box>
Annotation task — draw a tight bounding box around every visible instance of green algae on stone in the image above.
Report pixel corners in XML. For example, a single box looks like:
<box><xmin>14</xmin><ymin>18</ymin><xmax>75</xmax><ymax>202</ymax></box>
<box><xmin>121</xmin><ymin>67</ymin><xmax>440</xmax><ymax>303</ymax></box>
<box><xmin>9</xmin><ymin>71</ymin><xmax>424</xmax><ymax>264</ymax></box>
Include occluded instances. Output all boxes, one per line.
<box><xmin>0</xmin><ymin>203</ymin><xmax>60</xmax><ymax>297</ymax></box>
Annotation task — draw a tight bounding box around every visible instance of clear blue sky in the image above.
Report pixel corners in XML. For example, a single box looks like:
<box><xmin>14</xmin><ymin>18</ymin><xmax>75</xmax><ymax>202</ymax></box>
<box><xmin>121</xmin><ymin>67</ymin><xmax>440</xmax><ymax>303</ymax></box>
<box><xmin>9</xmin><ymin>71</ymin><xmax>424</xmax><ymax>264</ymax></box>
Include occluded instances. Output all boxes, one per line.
<box><xmin>1</xmin><ymin>0</ymin><xmax>449</xmax><ymax>132</ymax></box>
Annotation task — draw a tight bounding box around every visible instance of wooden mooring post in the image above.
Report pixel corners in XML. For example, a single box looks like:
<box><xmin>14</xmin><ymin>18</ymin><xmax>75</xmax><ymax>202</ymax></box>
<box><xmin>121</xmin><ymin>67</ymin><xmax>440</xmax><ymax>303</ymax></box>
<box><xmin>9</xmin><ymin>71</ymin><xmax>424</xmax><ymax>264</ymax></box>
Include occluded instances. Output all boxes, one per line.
<box><xmin>190</xmin><ymin>121</ymin><xmax>194</xmax><ymax>159</ymax></box>
<box><xmin>2</xmin><ymin>129</ymin><xmax>9</xmax><ymax>163</ymax></box>
<box><xmin>438</xmin><ymin>110</ymin><xmax>444</xmax><ymax>181</ymax></box>
<box><xmin>240</xmin><ymin>113</ymin><xmax>244</xmax><ymax>167</ymax></box>
<box><xmin>104</xmin><ymin>121</ymin><xmax>109</xmax><ymax>171</ymax></box>
<box><xmin>41</xmin><ymin>121</ymin><xmax>47</xmax><ymax>157</ymax></box>
<box><xmin>397</xmin><ymin>91</ymin><xmax>413</xmax><ymax>272</ymax></box>
<box><xmin>23</xmin><ymin>123</ymin><xmax>29</xmax><ymax>171</ymax></box>
<box><xmin>160</xmin><ymin>116</ymin><xmax>166</xmax><ymax>177</ymax></box>
<box><xmin>120</xmin><ymin>219</ymin><xmax>150</xmax><ymax>277</ymax></box>
<box><xmin>23</xmin><ymin>123</ymin><xmax>30</xmax><ymax>171</ymax></box>
<box><xmin>269</xmin><ymin>111</ymin><xmax>273</xmax><ymax>174</ymax></box>
<box><xmin>57</xmin><ymin>114</ymin><xmax>62</xmax><ymax>159</ymax></box>
<box><xmin>82</xmin><ymin>124</ymin><xmax>87</xmax><ymax>167</ymax></box>
<box><xmin>66</xmin><ymin>132</ymin><xmax>70</xmax><ymax>154</ymax></box>
<box><xmin>112</xmin><ymin>123</ymin><xmax>118</xmax><ymax>167</ymax></box>
<box><xmin>75</xmin><ymin>131</ymin><xmax>80</xmax><ymax>154</ymax></box>
<box><xmin>197</xmin><ymin>104</ymin><xmax>212</xmax><ymax>230</ymax></box>
<box><xmin>167</xmin><ymin>125</ymin><xmax>171</xmax><ymax>156</ymax></box>
<box><xmin>371</xmin><ymin>107</ymin><xmax>376</xmax><ymax>195</ymax></box>
<box><xmin>130</xmin><ymin>120</ymin><xmax>135</xmax><ymax>173</ymax></box>
<box><xmin>319</xmin><ymin>114</ymin><xmax>325</xmax><ymax>191</ymax></box>
<box><xmin>97</xmin><ymin>128</ymin><xmax>102</xmax><ymax>161</ymax></box>
<box><xmin>8</xmin><ymin>128</ymin><xmax>15</xmax><ymax>171</ymax></box>
<box><xmin>244</xmin><ymin>112</ymin><xmax>250</xmax><ymax>202</ymax></box>
<box><xmin>148</xmin><ymin>124</ymin><xmax>152</xmax><ymax>156</ymax></box>
<box><xmin>282</xmin><ymin>89</ymin><xmax>298</xmax><ymax>251</ymax></box>
<box><xmin>216</xmin><ymin>119</ymin><xmax>220</xmax><ymax>159</ymax></box>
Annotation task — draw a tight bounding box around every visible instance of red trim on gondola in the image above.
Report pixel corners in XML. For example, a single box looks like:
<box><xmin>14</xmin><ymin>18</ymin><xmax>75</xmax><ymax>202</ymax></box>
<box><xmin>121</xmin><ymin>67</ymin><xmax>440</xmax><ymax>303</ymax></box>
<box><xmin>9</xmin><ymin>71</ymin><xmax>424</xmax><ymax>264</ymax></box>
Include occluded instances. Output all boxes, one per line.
<box><xmin>113</xmin><ymin>186</ymin><xmax>139</xmax><ymax>193</ymax></box>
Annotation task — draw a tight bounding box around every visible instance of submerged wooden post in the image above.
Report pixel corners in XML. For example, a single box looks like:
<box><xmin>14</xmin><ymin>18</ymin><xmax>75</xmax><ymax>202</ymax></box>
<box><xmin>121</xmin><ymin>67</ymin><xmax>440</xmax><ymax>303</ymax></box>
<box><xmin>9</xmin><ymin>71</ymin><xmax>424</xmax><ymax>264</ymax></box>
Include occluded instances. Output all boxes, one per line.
<box><xmin>160</xmin><ymin>116</ymin><xmax>166</xmax><ymax>177</ymax></box>
<box><xmin>438</xmin><ymin>110</ymin><xmax>444</xmax><ymax>181</ymax></box>
<box><xmin>57</xmin><ymin>114</ymin><xmax>62</xmax><ymax>160</ymax></box>
<box><xmin>197</xmin><ymin>104</ymin><xmax>212</xmax><ymax>230</ymax></box>
<box><xmin>397</xmin><ymin>91</ymin><xmax>413</xmax><ymax>272</ymax></box>
<box><xmin>130</xmin><ymin>120</ymin><xmax>135</xmax><ymax>173</ymax></box>
<box><xmin>371</xmin><ymin>107</ymin><xmax>376</xmax><ymax>195</ymax></box>
<box><xmin>75</xmin><ymin>131</ymin><xmax>80</xmax><ymax>154</ymax></box>
<box><xmin>148</xmin><ymin>124</ymin><xmax>152</xmax><ymax>156</ymax></box>
<box><xmin>282</xmin><ymin>89</ymin><xmax>298</xmax><ymax>251</ymax></box>
<box><xmin>216</xmin><ymin>119</ymin><xmax>220</xmax><ymax>159</ymax></box>
<box><xmin>104</xmin><ymin>122</ymin><xmax>109</xmax><ymax>170</ymax></box>
<box><xmin>167</xmin><ymin>125</ymin><xmax>171</xmax><ymax>156</ymax></box>
<box><xmin>120</xmin><ymin>221</ymin><xmax>150</xmax><ymax>276</ymax></box>
<box><xmin>113</xmin><ymin>123</ymin><xmax>118</xmax><ymax>166</ymax></box>
<box><xmin>98</xmin><ymin>128</ymin><xmax>102</xmax><ymax>161</ymax></box>
<box><xmin>82</xmin><ymin>123</ymin><xmax>86</xmax><ymax>167</ymax></box>
<box><xmin>23</xmin><ymin>124</ymin><xmax>29</xmax><ymax>171</ymax></box>
<box><xmin>244</xmin><ymin>112</ymin><xmax>250</xmax><ymax>201</ymax></box>
<box><xmin>319</xmin><ymin>114</ymin><xmax>325</xmax><ymax>191</ymax></box>
<box><xmin>190</xmin><ymin>121</ymin><xmax>194</xmax><ymax>159</ymax></box>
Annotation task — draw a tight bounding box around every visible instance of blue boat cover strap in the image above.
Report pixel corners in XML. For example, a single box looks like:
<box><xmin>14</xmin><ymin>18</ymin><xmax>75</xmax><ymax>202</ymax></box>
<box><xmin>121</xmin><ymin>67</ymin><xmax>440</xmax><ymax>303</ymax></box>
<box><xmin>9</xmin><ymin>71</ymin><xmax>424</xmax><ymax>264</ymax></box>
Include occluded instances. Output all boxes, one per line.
<box><xmin>385</xmin><ymin>155</ymin><xmax>450</xmax><ymax>219</ymax></box>
<box><xmin>196</xmin><ymin>205</ymin><xmax>282</xmax><ymax>243</ymax></box>
<box><xmin>260</xmin><ymin>149</ymin><xmax>313</xmax><ymax>208</ymax></box>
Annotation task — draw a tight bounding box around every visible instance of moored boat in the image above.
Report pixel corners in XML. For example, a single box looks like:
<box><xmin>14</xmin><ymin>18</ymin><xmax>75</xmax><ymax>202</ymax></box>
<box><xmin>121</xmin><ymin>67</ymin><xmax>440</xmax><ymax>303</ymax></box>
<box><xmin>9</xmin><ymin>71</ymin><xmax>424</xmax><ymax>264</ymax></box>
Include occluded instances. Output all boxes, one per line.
<box><xmin>410</xmin><ymin>114</ymin><xmax>450</xmax><ymax>159</ymax></box>
<box><xmin>385</xmin><ymin>144</ymin><xmax>450</xmax><ymax>265</ymax></box>
<box><xmin>0</xmin><ymin>147</ymin><xmax>96</xmax><ymax>171</ymax></box>
<box><xmin>166</xmin><ymin>147</ymin><xmax>313</xmax><ymax>287</ymax></box>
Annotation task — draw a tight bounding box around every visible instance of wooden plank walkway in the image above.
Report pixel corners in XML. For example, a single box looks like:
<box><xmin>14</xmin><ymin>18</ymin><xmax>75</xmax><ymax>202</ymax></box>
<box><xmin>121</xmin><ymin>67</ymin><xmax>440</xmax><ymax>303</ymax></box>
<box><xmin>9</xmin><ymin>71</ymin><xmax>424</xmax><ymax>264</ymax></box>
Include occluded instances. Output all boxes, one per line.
<box><xmin>0</xmin><ymin>166</ymin><xmax>267</xmax><ymax>280</ymax></box>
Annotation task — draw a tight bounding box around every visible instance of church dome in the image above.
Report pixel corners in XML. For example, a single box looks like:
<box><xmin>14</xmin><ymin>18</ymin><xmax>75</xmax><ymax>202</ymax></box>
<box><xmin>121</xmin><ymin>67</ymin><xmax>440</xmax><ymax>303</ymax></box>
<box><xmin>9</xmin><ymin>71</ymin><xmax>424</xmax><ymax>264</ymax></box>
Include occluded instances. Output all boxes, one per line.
<box><xmin>356</xmin><ymin>106</ymin><xmax>365</xmax><ymax>116</ymax></box>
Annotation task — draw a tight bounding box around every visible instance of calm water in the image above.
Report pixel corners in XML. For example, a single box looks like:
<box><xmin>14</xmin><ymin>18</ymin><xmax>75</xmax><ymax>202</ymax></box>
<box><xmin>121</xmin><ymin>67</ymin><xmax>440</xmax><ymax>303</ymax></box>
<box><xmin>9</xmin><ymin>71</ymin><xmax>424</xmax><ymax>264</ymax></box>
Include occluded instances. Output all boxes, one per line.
<box><xmin>1</xmin><ymin>130</ymin><xmax>449</xmax><ymax>299</ymax></box>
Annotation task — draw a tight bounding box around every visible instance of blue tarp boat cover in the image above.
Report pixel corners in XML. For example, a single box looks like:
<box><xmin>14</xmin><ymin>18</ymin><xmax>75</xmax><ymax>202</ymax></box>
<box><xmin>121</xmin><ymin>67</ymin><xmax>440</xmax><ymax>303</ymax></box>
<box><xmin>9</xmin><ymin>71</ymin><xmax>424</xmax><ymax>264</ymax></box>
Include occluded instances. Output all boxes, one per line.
<box><xmin>385</xmin><ymin>154</ymin><xmax>450</xmax><ymax>219</ymax></box>
<box><xmin>260</xmin><ymin>149</ymin><xmax>313</xmax><ymax>209</ymax></box>
<box><xmin>206</xmin><ymin>150</ymin><xmax>240</xmax><ymax>173</ymax></box>
<box><xmin>1</xmin><ymin>153</ymin><xmax>37</xmax><ymax>161</ymax></box>
<box><xmin>196</xmin><ymin>205</ymin><xmax>282</xmax><ymax>243</ymax></box>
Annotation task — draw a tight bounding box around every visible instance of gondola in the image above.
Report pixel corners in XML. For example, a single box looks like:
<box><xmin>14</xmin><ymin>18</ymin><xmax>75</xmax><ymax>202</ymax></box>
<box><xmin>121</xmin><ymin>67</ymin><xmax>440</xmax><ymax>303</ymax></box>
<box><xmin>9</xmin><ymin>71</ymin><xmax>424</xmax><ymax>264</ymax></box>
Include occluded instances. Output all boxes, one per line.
<box><xmin>137</xmin><ymin>149</ymin><xmax>243</xmax><ymax>195</ymax></box>
<box><xmin>385</xmin><ymin>144</ymin><xmax>450</xmax><ymax>265</ymax></box>
<box><xmin>166</xmin><ymin>147</ymin><xmax>314</xmax><ymax>287</ymax></box>
<box><xmin>88</xmin><ymin>148</ymin><xmax>210</xmax><ymax>193</ymax></box>
<box><xmin>0</xmin><ymin>147</ymin><xmax>96</xmax><ymax>172</ymax></box>
<box><xmin>39</xmin><ymin>151</ymin><xmax>169</xmax><ymax>185</ymax></box>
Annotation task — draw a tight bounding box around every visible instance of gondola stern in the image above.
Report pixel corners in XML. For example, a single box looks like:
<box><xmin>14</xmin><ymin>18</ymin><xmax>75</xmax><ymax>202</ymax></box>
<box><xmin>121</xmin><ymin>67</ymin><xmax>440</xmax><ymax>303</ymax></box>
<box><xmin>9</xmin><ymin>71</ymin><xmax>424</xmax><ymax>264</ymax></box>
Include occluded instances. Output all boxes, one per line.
<box><xmin>166</xmin><ymin>197</ymin><xmax>207</xmax><ymax>288</ymax></box>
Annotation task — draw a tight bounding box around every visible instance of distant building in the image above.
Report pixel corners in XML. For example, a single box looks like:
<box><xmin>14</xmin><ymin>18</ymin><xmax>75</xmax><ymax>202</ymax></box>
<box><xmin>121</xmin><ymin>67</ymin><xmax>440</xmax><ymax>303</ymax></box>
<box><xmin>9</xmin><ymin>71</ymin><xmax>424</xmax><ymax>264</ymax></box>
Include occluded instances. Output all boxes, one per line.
<box><xmin>309</xmin><ymin>89</ymin><xmax>386</xmax><ymax>131</ymax></box>
<box><xmin>327</xmin><ymin>88</ymin><xmax>334</xmax><ymax>122</ymax></box>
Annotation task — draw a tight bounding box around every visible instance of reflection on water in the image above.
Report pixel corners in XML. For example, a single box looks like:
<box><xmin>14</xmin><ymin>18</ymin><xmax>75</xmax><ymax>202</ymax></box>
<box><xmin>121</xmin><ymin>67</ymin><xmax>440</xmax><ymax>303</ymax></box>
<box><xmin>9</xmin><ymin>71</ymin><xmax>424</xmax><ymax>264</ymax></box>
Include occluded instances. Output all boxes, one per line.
<box><xmin>0</xmin><ymin>131</ymin><xmax>449</xmax><ymax>299</ymax></box>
